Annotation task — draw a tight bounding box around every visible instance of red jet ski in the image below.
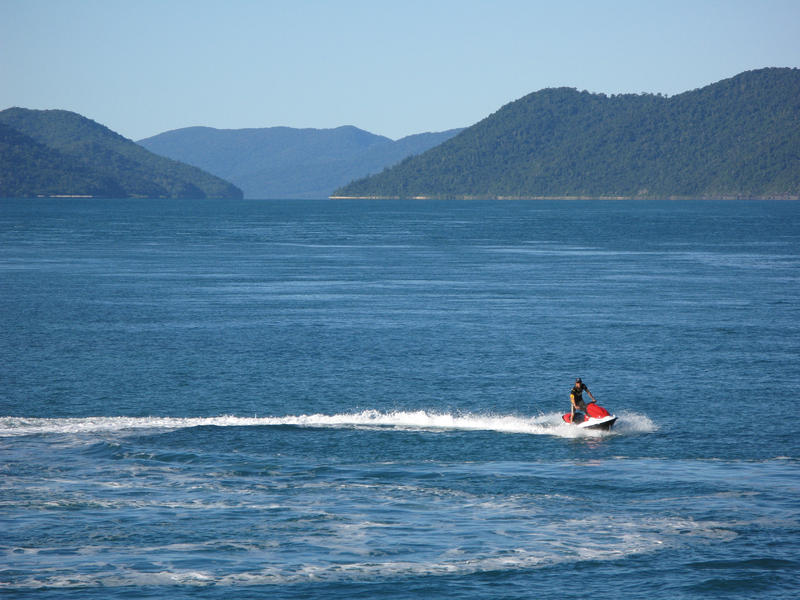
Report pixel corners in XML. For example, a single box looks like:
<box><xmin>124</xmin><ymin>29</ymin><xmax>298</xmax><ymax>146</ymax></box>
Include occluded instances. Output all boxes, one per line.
<box><xmin>562</xmin><ymin>402</ymin><xmax>617</xmax><ymax>431</ymax></box>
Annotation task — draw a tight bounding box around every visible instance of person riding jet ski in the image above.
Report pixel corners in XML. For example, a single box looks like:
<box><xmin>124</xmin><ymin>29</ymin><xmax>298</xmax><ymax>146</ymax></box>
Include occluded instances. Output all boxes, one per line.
<box><xmin>570</xmin><ymin>377</ymin><xmax>596</xmax><ymax>420</ymax></box>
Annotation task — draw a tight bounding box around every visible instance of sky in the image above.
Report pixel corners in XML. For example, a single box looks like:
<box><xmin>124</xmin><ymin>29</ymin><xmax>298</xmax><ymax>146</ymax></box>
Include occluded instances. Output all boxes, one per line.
<box><xmin>2</xmin><ymin>0</ymin><xmax>799</xmax><ymax>141</ymax></box>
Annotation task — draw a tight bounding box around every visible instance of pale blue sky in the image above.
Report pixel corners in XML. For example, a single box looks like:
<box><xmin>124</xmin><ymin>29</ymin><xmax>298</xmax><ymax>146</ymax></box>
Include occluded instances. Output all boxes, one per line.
<box><xmin>2</xmin><ymin>0</ymin><xmax>799</xmax><ymax>140</ymax></box>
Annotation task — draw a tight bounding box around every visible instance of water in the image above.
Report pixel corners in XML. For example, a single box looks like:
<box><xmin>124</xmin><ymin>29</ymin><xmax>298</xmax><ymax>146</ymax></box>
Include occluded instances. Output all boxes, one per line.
<box><xmin>1</xmin><ymin>198</ymin><xmax>798</xmax><ymax>599</ymax></box>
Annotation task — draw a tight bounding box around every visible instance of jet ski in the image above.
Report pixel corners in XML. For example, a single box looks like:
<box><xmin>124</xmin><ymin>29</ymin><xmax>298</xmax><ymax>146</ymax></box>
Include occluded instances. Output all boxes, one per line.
<box><xmin>562</xmin><ymin>402</ymin><xmax>617</xmax><ymax>431</ymax></box>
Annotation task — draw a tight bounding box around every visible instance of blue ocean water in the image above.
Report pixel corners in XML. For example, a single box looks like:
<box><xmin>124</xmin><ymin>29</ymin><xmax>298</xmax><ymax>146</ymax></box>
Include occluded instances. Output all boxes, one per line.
<box><xmin>1</xmin><ymin>198</ymin><xmax>798</xmax><ymax>599</ymax></box>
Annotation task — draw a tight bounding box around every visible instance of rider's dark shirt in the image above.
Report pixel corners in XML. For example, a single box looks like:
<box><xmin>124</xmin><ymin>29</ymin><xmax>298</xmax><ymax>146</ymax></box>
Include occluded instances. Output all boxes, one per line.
<box><xmin>570</xmin><ymin>383</ymin><xmax>588</xmax><ymax>403</ymax></box>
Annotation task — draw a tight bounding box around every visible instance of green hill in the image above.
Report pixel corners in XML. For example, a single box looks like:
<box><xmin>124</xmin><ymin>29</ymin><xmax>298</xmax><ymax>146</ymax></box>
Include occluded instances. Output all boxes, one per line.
<box><xmin>334</xmin><ymin>68</ymin><xmax>800</xmax><ymax>199</ymax></box>
<box><xmin>138</xmin><ymin>126</ymin><xmax>462</xmax><ymax>199</ymax></box>
<box><xmin>0</xmin><ymin>108</ymin><xmax>243</xmax><ymax>199</ymax></box>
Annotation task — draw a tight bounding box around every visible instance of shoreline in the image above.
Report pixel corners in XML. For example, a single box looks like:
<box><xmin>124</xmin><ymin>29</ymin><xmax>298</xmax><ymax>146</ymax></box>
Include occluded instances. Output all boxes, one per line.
<box><xmin>329</xmin><ymin>194</ymin><xmax>800</xmax><ymax>201</ymax></box>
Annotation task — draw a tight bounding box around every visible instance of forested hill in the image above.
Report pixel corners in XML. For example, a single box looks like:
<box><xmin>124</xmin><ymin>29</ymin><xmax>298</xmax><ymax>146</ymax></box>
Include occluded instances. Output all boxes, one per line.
<box><xmin>0</xmin><ymin>108</ymin><xmax>243</xmax><ymax>199</ymax></box>
<box><xmin>138</xmin><ymin>126</ymin><xmax>462</xmax><ymax>199</ymax></box>
<box><xmin>334</xmin><ymin>68</ymin><xmax>800</xmax><ymax>199</ymax></box>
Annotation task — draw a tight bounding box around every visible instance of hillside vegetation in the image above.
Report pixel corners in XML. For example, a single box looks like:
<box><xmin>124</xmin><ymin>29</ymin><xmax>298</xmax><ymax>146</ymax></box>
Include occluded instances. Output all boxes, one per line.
<box><xmin>139</xmin><ymin>126</ymin><xmax>463</xmax><ymax>199</ymax></box>
<box><xmin>0</xmin><ymin>108</ymin><xmax>243</xmax><ymax>199</ymax></box>
<box><xmin>334</xmin><ymin>68</ymin><xmax>800</xmax><ymax>199</ymax></box>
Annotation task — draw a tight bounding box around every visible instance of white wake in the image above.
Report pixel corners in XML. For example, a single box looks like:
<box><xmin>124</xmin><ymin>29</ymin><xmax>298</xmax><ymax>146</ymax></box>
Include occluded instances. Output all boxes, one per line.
<box><xmin>0</xmin><ymin>410</ymin><xmax>656</xmax><ymax>438</ymax></box>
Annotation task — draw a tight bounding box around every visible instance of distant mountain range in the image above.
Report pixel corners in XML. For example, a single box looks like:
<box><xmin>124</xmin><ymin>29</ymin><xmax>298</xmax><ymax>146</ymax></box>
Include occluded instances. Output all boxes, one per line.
<box><xmin>335</xmin><ymin>68</ymin><xmax>800</xmax><ymax>199</ymax></box>
<box><xmin>4</xmin><ymin>68</ymin><xmax>798</xmax><ymax>201</ymax></box>
<box><xmin>137</xmin><ymin>126</ymin><xmax>463</xmax><ymax>199</ymax></box>
<box><xmin>0</xmin><ymin>108</ymin><xmax>243</xmax><ymax>199</ymax></box>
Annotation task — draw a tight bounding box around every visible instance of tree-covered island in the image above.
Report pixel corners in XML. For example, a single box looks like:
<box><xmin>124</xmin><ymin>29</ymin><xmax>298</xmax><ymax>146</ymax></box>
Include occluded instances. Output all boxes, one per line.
<box><xmin>0</xmin><ymin>108</ymin><xmax>242</xmax><ymax>199</ymax></box>
<box><xmin>333</xmin><ymin>68</ymin><xmax>800</xmax><ymax>200</ymax></box>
